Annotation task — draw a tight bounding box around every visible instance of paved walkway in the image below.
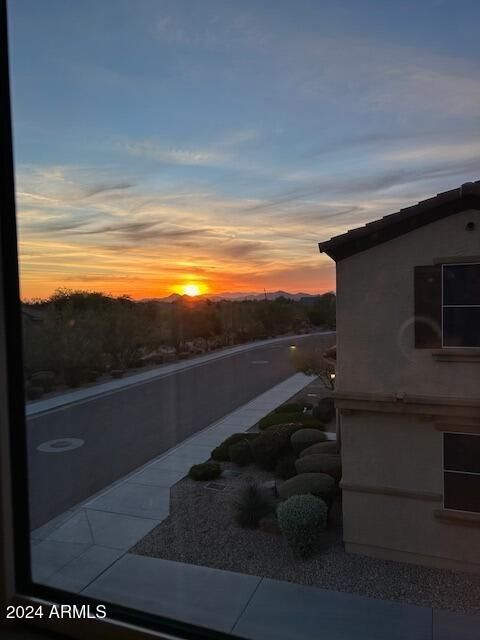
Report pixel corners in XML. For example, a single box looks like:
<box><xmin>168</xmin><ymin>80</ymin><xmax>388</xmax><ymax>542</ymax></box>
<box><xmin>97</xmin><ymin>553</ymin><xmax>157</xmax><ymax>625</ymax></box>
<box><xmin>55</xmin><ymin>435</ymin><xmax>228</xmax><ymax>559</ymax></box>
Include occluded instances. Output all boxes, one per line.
<box><xmin>82</xmin><ymin>554</ymin><xmax>479</xmax><ymax>640</ymax></box>
<box><xmin>30</xmin><ymin>373</ymin><xmax>322</xmax><ymax>590</ymax></box>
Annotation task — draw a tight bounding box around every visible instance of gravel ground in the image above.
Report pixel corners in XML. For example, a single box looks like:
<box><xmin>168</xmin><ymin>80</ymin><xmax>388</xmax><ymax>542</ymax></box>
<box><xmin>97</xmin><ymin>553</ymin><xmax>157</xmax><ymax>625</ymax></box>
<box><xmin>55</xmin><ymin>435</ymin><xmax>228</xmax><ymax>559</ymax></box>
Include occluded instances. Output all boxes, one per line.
<box><xmin>132</xmin><ymin>462</ymin><xmax>480</xmax><ymax>615</ymax></box>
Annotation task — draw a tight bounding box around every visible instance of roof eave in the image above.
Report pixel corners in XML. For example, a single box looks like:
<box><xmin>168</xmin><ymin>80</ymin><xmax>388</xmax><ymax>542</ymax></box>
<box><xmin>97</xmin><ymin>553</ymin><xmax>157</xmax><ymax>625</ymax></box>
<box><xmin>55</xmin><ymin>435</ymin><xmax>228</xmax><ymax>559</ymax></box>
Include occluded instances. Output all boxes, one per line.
<box><xmin>318</xmin><ymin>192</ymin><xmax>480</xmax><ymax>262</ymax></box>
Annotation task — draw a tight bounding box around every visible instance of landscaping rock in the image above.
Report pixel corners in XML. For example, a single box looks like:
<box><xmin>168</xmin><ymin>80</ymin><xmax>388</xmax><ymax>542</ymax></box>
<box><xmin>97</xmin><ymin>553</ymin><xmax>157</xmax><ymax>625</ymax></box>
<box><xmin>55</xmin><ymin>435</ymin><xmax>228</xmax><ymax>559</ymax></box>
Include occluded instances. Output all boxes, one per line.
<box><xmin>290</xmin><ymin>428</ymin><xmax>327</xmax><ymax>454</ymax></box>
<box><xmin>278</xmin><ymin>473</ymin><xmax>335</xmax><ymax>499</ymax></box>
<box><xmin>258</xmin><ymin>513</ymin><xmax>281</xmax><ymax>534</ymax></box>
<box><xmin>299</xmin><ymin>441</ymin><xmax>338</xmax><ymax>457</ymax></box>
<box><xmin>261</xmin><ymin>479</ymin><xmax>278</xmax><ymax>496</ymax></box>
<box><xmin>295</xmin><ymin>454</ymin><xmax>342</xmax><ymax>481</ymax></box>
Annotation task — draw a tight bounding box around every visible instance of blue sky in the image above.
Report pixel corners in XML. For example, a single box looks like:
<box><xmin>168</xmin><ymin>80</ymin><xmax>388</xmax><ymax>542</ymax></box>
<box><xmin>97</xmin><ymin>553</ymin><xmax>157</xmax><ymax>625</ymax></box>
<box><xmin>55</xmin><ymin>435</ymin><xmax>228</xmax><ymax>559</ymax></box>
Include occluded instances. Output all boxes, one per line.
<box><xmin>7</xmin><ymin>0</ymin><xmax>480</xmax><ymax>298</ymax></box>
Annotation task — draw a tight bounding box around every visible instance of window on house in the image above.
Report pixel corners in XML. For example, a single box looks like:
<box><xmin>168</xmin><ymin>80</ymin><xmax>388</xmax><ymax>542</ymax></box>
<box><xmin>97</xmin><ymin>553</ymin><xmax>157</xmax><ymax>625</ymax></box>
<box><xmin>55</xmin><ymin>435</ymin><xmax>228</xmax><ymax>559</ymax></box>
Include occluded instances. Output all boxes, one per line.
<box><xmin>443</xmin><ymin>264</ymin><xmax>480</xmax><ymax>348</ymax></box>
<box><xmin>414</xmin><ymin>262</ymin><xmax>480</xmax><ymax>348</ymax></box>
<box><xmin>443</xmin><ymin>433</ymin><xmax>480</xmax><ymax>513</ymax></box>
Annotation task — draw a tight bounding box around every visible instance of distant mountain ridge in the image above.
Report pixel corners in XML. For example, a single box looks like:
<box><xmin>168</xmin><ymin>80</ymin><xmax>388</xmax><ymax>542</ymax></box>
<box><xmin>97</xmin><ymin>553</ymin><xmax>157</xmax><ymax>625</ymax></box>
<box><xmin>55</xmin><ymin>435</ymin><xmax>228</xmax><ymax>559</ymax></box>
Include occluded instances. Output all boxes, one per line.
<box><xmin>141</xmin><ymin>291</ymin><xmax>321</xmax><ymax>303</ymax></box>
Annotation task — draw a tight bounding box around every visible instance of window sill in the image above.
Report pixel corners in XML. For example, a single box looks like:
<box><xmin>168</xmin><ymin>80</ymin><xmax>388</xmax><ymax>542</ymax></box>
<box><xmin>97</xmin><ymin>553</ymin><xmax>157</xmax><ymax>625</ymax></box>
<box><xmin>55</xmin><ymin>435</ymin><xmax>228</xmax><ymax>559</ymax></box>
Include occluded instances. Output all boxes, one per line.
<box><xmin>432</xmin><ymin>349</ymin><xmax>480</xmax><ymax>362</ymax></box>
<box><xmin>434</xmin><ymin>508</ymin><xmax>480</xmax><ymax>526</ymax></box>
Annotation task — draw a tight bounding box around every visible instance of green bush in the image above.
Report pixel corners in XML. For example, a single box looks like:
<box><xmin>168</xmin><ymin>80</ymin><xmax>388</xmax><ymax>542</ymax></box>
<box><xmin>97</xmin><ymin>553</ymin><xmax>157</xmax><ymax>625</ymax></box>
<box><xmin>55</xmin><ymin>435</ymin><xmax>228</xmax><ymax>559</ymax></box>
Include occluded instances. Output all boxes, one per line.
<box><xmin>229</xmin><ymin>441</ymin><xmax>253</xmax><ymax>466</ymax></box>
<box><xmin>211</xmin><ymin>433</ymin><xmax>258</xmax><ymax>462</ymax></box>
<box><xmin>313</xmin><ymin>397</ymin><xmax>335</xmax><ymax>423</ymax></box>
<box><xmin>63</xmin><ymin>366</ymin><xmax>89</xmax><ymax>388</ymax></box>
<box><xmin>25</xmin><ymin>385</ymin><xmax>44</xmax><ymax>401</ymax></box>
<box><xmin>290</xmin><ymin>429</ymin><xmax>327</xmax><ymax>454</ymax></box>
<box><xmin>275</xmin><ymin>455</ymin><xmax>298</xmax><ymax>480</ymax></box>
<box><xmin>31</xmin><ymin>371</ymin><xmax>55</xmax><ymax>393</ymax></box>
<box><xmin>299</xmin><ymin>441</ymin><xmax>338</xmax><ymax>457</ymax></box>
<box><xmin>295</xmin><ymin>454</ymin><xmax>342</xmax><ymax>481</ymax></box>
<box><xmin>278</xmin><ymin>472</ymin><xmax>335</xmax><ymax>500</ymax></box>
<box><xmin>259</xmin><ymin>412</ymin><xmax>325</xmax><ymax>431</ymax></box>
<box><xmin>188</xmin><ymin>462</ymin><xmax>222</xmax><ymax>481</ymax></box>
<box><xmin>250</xmin><ymin>426</ymin><xmax>294</xmax><ymax>470</ymax></box>
<box><xmin>234</xmin><ymin>484</ymin><xmax>273</xmax><ymax>528</ymax></box>
<box><xmin>277</xmin><ymin>494</ymin><xmax>328</xmax><ymax>558</ymax></box>
<box><xmin>274</xmin><ymin>403</ymin><xmax>303</xmax><ymax>414</ymax></box>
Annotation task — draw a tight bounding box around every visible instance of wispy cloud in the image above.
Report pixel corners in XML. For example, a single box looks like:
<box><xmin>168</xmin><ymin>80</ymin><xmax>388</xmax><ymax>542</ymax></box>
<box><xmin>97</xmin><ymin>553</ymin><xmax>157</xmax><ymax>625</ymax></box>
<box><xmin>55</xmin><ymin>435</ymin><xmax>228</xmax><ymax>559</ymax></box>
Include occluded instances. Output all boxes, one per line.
<box><xmin>125</xmin><ymin>141</ymin><xmax>229</xmax><ymax>167</ymax></box>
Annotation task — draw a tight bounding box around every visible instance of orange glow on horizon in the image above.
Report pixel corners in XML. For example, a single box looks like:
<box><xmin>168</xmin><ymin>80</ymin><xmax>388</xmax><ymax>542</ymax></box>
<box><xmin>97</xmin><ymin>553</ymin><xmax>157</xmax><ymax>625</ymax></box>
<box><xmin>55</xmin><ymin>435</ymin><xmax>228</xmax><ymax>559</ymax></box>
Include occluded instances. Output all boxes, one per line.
<box><xmin>171</xmin><ymin>281</ymin><xmax>209</xmax><ymax>298</ymax></box>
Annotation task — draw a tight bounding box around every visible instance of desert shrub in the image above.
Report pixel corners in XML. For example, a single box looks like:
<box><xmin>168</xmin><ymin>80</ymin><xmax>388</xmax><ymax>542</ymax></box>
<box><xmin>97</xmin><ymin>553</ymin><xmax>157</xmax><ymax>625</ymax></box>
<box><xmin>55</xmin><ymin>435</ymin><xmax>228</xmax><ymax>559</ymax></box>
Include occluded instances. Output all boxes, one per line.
<box><xmin>234</xmin><ymin>484</ymin><xmax>273</xmax><ymax>528</ymax></box>
<box><xmin>276</xmin><ymin>400</ymin><xmax>314</xmax><ymax>414</ymax></box>
<box><xmin>229</xmin><ymin>441</ymin><xmax>253</xmax><ymax>466</ymax></box>
<box><xmin>313</xmin><ymin>397</ymin><xmax>335</xmax><ymax>423</ymax></box>
<box><xmin>290</xmin><ymin>429</ymin><xmax>327</xmax><ymax>454</ymax></box>
<box><xmin>299</xmin><ymin>441</ymin><xmax>338</xmax><ymax>457</ymax></box>
<box><xmin>277</xmin><ymin>494</ymin><xmax>328</xmax><ymax>558</ymax></box>
<box><xmin>274</xmin><ymin>403</ymin><xmax>303</xmax><ymax>414</ymax></box>
<box><xmin>211</xmin><ymin>433</ymin><xmax>258</xmax><ymax>462</ymax></box>
<box><xmin>250</xmin><ymin>426</ymin><xmax>294</xmax><ymax>470</ymax></box>
<box><xmin>188</xmin><ymin>462</ymin><xmax>222</xmax><ymax>481</ymax></box>
<box><xmin>275</xmin><ymin>455</ymin><xmax>298</xmax><ymax>480</ymax></box>
<box><xmin>278</xmin><ymin>472</ymin><xmax>335</xmax><ymax>500</ymax></box>
<box><xmin>259</xmin><ymin>412</ymin><xmax>324</xmax><ymax>431</ymax></box>
<box><xmin>31</xmin><ymin>371</ymin><xmax>55</xmax><ymax>393</ymax></box>
<box><xmin>63</xmin><ymin>365</ymin><xmax>89</xmax><ymax>388</ymax></box>
<box><xmin>295</xmin><ymin>454</ymin><xmax>342</xmax><ymax>481</ymax></box>
<box><xmin>25</xmin><ymin>385</ymin><xmax>44</xmax><ymax>401</ymax></box>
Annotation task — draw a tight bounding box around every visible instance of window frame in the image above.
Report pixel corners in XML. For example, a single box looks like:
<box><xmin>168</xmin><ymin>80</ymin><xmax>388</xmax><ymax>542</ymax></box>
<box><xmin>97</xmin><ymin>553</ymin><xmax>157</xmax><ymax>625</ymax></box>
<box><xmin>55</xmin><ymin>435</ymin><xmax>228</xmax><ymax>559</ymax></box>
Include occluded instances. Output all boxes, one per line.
<box><xmin>442</xmin><ymin>431</ymin><xmax>480</xmax><ymax>514</ymax></box>
<box><xmin>441</xmin><ymin>262</ymin><xmax>480</xmax><ymax>349</ymax></box>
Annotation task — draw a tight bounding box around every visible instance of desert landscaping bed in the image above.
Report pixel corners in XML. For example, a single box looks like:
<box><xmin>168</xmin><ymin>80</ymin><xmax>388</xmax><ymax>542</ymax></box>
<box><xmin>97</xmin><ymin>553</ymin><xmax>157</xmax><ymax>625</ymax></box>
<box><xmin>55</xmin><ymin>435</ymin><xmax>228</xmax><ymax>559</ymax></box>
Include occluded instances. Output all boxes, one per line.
<box><xmin>132</xmin><ymin>459</ymin><xmax>480</xmax><ymax>615</ymax></box>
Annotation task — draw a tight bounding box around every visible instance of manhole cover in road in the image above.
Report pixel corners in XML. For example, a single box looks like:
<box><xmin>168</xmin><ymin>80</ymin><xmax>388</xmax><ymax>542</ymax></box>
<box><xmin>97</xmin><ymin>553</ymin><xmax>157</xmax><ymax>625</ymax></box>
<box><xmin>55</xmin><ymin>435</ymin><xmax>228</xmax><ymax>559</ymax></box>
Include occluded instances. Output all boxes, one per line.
<box><xmin>37</xmin><ymin>438</ymin><xmax>84</xmax><ymax>453</ymax></box>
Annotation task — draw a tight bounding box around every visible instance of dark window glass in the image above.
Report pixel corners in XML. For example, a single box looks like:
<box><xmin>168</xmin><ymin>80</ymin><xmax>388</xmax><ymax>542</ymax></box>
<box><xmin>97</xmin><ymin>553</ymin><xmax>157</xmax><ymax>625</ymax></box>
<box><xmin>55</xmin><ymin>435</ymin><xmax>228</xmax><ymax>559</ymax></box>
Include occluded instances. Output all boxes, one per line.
<box><xmin>443</xmin><ymin>307</ymin><xmax>480</xmax><ymax>347</ymax></box>
<box><xmin>444</xmin><ymin>472</ymin><xmax>480</xmax><ymax>513</ymax></box>
<box><xmin>444</xmin><ymin>433</ymin><xmax>480</xmax><ymax>473</ymax></box>
<box><xmin>443</xmin><ymin>264</ymin><xmax>480</xmax><ymax>305</ymax></box>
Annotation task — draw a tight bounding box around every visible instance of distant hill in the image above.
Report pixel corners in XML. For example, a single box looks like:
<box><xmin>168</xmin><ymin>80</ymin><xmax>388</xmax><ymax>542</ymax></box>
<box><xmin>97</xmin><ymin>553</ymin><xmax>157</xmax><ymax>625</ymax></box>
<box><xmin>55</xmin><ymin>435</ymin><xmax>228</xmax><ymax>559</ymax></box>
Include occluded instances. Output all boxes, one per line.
<box><xmin>140</xmin><ymin>291</ymin><xmax>321</xmax><ymax>303</ymax></box>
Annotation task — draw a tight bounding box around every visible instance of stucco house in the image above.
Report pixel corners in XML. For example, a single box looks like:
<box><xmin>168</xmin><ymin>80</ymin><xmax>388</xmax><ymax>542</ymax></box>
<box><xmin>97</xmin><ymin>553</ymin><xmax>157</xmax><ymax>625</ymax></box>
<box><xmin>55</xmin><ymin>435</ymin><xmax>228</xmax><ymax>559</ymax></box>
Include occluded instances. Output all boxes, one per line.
<box><xmin>319</xmin><ymin>181</ymin><xmax>480</xmax><ymax>574</ymax></box>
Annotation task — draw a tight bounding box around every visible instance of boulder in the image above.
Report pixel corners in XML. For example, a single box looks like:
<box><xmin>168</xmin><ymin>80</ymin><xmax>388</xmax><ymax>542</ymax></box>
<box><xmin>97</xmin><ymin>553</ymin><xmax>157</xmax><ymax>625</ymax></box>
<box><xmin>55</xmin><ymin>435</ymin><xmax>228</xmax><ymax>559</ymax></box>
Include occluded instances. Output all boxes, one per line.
<box><xmin>278</xmin><ymin>472</ymin><xmax>335</xmax><ymax>500</ymax></box>
<box><xmin>295</xmin><ymin>454</ymin><xmax>342</xmax><ymax>481</ymax></box>
<box><xmin>290</xmin><ymin>428</ymin><xmax>327</xmax><ymax>454</ymax></box>
<box><xmin>299</xmin><ymin>441</ymin><xmax>338</xmax><ymax>457</ymax></box>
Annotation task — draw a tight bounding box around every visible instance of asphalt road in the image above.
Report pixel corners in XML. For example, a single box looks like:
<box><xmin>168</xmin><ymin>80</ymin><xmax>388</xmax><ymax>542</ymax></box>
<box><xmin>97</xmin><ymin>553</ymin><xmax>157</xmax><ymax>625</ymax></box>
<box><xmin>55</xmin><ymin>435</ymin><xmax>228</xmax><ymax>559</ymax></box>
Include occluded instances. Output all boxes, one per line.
<box><xmin>27</xmin><ymin>331</ymin><xmax>335</xmax><ymax>528</ymax></box>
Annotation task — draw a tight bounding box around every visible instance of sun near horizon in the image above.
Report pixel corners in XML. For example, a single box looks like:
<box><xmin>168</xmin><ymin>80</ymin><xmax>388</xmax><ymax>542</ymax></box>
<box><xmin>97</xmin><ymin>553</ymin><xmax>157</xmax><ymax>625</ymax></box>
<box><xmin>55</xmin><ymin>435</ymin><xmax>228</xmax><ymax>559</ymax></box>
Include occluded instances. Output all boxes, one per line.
<box><xmin>171</xmin><ymin>282</ymin><xmax>209</xmax><ymax>298</ymax></box>
<box><xmin>182</xmin><ymin>283</ymin><xmax>201</xmax><ymax>297</ymax></box>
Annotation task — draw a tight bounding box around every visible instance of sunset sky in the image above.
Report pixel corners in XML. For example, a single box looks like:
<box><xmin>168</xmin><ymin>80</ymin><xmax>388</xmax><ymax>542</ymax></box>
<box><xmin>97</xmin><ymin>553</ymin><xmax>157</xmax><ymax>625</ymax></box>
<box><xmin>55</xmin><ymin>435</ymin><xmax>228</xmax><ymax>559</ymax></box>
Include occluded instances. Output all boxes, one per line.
<box><xmin>7</xmin><ymin>0</ymin><xmax>480</xmax><ymax>300</ymax></box>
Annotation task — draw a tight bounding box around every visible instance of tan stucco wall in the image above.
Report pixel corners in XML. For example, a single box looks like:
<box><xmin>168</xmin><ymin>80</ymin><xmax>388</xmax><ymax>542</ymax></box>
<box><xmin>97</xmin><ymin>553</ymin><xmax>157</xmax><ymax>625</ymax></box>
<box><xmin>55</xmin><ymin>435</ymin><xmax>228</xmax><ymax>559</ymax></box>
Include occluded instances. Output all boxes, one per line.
<box><xmin>341</xmin><ymin>412</ymin><xmax>442</xmax><ymax>493</ymax></box>
<box><xmin>341</xmin><ymin>412</ymin><xmax>480</xmax><ymax>571</ymax></box>
<box><xmin>336</xmin><ymin>208</ymin><xmax>480</xmax><ymax>398</ymax></box>
<box><xmin>335</xmin><ymin>208</ymin><xmax>480</xmax><ymax>571</ymax></box>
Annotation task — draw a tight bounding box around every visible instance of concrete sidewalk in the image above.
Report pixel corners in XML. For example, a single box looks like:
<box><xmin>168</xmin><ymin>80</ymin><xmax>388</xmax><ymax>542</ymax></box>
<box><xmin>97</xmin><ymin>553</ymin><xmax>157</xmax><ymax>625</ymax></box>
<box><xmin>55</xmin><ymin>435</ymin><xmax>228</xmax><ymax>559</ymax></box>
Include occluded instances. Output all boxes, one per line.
<box><xmin>30</xmin><ymin>373</ymin><xmax>321</xmax><ymax>591</ymax></box>
<box><xmin>82</xmin><ymin>555</ymin><xmax>477</xmax><ymax>640</ymax></box>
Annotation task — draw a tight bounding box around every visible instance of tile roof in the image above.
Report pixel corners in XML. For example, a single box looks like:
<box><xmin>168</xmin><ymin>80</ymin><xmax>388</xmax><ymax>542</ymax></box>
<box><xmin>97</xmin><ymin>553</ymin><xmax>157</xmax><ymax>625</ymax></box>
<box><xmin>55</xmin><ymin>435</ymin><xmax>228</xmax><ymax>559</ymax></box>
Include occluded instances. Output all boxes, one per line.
<box><xmin>319</xmin><ymin>180</ymin><xmax>480</xmax><ymax>261</ymax></box>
